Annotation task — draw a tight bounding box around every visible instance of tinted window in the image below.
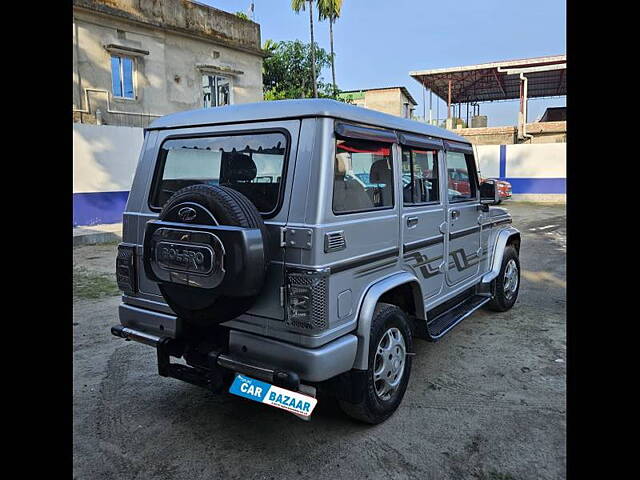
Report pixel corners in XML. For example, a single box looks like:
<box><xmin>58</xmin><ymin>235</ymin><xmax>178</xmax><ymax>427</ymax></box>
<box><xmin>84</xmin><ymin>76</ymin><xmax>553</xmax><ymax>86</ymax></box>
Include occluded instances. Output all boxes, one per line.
<box><xmin>401</xmin><ymin>147</ymin><xmax>439</xmax><ymax>204</ymax></box>
<box><xmin>333</xmin><ymin>138</ymin><xmax>394</xmax><ymax>214</ymax></box>
<box><xmin>446</xmin><ymin>151</ymin><xmax>477</xmax><ymax>202</ymax></box>
<box><xmin>152</xmin><ymin>132</ymin><xmax>287</xmax><ymax>214</ymax></box>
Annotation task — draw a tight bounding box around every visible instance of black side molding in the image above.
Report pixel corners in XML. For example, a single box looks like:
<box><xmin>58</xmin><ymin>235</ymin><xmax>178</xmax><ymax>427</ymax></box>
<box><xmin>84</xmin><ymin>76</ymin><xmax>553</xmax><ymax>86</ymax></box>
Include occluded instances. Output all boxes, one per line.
<box><xmin>403</xmin><ymin>235</ymin><xmax>444</xmax><ymax>254</ymax></box>
<box><xmin>330</xmin><ymin>247</ymin><xmax>399</xmax><ymax>274</ymax></box>
<box><xmin>450</xmin><ymin>226</ymin><xmax>481</xmax><ymax>240</ymax></box>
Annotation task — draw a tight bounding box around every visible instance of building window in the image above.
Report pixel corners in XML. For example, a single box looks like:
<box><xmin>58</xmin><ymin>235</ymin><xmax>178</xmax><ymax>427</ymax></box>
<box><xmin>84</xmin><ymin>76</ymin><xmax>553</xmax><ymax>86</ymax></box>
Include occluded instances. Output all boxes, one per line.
<box><xmin>202</xmin><ymin>74</ymin><xmax>232</xmax><ymax>108</ymax></box>
<box><xmin>110</xmin><ymin>55</ymin><xmax>135</xmax><ymax>99</ymax></box>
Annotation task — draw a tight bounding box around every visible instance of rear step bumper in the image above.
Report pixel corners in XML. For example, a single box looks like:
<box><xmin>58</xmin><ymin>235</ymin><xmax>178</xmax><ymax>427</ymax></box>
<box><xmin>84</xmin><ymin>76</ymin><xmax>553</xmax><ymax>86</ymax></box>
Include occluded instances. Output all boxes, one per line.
<box><xmin>111</xmin><ymin>325</ymin><xmax>301</xmax><ymax>392</ymax></box>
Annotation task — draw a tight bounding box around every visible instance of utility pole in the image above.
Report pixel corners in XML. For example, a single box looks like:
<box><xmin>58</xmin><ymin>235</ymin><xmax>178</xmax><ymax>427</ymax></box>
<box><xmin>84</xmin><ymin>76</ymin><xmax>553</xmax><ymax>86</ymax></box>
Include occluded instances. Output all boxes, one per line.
<box><xmin>247</xmin><ymin>1</ymin><xmax>255</xmax><ymax>21</ymax></box>
<box><xmin>429</xmin><ymin>89</ymin><xmax>433</xmax><ymax>125</ymax></box>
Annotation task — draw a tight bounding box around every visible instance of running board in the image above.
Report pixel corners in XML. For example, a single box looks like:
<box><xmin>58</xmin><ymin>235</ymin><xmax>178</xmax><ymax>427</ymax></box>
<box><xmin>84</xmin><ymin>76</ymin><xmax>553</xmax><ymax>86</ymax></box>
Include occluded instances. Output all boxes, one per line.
<box><xmin>422</xmin><ymin>294</ymin><xmax>492</xmax><ymax>341</ymax></box>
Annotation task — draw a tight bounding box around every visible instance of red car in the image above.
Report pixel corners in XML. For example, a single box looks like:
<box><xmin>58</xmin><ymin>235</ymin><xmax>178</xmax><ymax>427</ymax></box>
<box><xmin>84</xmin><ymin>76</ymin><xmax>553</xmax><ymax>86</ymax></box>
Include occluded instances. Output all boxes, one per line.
<box><xmin>447</xmin><ymin>168</ymin><xmax>512</xmax><ymax>203</ymax></box>
<box><xmin>480</xmin><ymin>177</ymin><xmax>512</xmax><ymax>203</ymax></box>
<box><xmin>447</xmin><ymin>168</ymin><xmax>472</xmax><ymax>195</ymax></box>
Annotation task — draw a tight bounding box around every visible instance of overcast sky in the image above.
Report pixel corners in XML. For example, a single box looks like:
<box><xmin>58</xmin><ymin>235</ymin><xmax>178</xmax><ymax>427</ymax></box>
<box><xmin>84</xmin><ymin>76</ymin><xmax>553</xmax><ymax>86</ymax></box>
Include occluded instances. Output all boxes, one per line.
<box><xmin>201</xmin><ymin>0</ymin><xmax>566</xmax><ymax>127</ymax></box>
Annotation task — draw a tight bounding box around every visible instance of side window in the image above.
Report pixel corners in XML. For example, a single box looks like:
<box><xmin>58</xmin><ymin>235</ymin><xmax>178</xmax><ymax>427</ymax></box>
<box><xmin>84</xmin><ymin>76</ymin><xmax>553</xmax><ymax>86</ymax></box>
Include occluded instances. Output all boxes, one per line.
<box><xmin>446</xmin><ymin>151</ymin><xmax>477</xmax><ymax>202</ymax></box>
<box><xmin>333</xmin><ymin>138</ymin><xmax>394</xmax><ymax>214</ymax></box>
<box><xmin>401</xmin><ymin>147</ymin><xmax>439</xmax><ymax>205</ymax></box>
<box><xmin>111</xmin><ymin>55</ymin><xmax>135</xmax><ymax>99</ymax></box>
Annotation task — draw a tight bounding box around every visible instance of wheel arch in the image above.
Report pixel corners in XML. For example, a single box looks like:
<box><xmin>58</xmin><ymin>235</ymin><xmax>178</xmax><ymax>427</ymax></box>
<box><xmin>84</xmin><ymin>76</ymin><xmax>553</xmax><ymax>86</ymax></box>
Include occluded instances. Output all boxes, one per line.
<box><xmin>352</xmin><ymin>272</ymin><xmax>424</xmax><ymax>370</ymax></box>
<box><xmin>482</xmin><ymin>226</ymin><xmax>521</xmax><ymax>284</ymax></box>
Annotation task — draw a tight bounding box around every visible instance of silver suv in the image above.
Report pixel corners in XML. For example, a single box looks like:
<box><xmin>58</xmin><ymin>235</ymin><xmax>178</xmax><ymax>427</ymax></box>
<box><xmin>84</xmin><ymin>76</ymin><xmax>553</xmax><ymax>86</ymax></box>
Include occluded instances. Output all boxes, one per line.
<box><xmin>112</xmin><ymin>99</ymin><xmax>521</xmax><ymax>424</ymax></box>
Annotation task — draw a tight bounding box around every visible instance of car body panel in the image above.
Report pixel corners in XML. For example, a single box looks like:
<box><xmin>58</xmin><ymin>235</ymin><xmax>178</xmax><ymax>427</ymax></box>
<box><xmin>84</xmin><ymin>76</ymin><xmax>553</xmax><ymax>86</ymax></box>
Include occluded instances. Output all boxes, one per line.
<box><xmin>118</xmin><ymin>99</ymin><xmax>518</xmax><ymax>381</ymax></box>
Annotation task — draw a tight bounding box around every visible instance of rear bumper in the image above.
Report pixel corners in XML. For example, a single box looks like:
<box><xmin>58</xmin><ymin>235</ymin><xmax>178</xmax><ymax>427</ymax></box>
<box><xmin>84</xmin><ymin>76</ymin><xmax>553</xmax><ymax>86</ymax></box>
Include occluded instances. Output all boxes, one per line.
<box><xmin>116</xmin><ymin>305</ymin><xmax>358</xmax><ymax>383</ymax></box>
<box><xmin>112</xmin><ymin>324</ymin><xmax>303</xmax><ymax>391</ymax></box>
<box><xmin>228</xmin><ymin>330</ymin><xmax>357</xmax><ymax>382</ymax></box>
<box><xmin>119</xmin><ymin>302</ymin><xmax>180</xmax><ymax>338</ymax></box>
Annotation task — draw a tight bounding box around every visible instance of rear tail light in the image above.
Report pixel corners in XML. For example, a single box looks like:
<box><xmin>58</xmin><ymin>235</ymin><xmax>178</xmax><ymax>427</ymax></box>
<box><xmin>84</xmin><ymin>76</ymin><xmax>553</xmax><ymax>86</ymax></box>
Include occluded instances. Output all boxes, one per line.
<box><xmin>116</xmin><ymin>243</ymin><xmax>137</xmax><ymax>295</ymax></box>
<box><xmin>285</xmin><ymin>268</ymin><xmax>330</xmax><ymax>333</ymax></box>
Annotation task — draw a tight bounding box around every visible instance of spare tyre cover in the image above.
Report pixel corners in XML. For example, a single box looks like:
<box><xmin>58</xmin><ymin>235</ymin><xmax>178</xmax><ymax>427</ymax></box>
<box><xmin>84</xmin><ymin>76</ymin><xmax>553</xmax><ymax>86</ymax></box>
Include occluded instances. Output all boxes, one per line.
<box><xmin>144</xmin><ymin>184</ymin><xmax>270</xmax><ymax>326</ymax></box>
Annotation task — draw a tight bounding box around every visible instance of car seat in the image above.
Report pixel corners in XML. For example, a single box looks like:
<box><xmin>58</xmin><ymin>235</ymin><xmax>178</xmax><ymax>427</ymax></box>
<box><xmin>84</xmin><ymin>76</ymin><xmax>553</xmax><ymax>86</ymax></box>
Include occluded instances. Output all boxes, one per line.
<box><xmin>369</xmin><ymin>158</ymin><xmax>393</xmax><ymax>206</ymax></box>
<box><xmin>333</xmin><ymin>152</ymin><xmax>373</xmax><ymax>212</ymax></box>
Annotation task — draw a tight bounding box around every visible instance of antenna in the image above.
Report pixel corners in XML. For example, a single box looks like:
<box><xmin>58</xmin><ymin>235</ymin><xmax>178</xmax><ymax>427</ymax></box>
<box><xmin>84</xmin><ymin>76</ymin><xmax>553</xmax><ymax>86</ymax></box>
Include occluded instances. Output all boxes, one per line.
<box><xmin>247</xmin><ymin>1</ymin><xmax>255</xmax><ymax>21</ymax></box>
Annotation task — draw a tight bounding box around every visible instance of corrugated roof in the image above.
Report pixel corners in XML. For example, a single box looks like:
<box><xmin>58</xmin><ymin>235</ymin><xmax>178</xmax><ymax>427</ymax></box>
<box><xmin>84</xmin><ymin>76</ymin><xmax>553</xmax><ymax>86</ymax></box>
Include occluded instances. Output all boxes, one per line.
<box><xmin>410</xmin><ymin>55</ymin><xmax>566</xmax><ymax>103</ymax></box>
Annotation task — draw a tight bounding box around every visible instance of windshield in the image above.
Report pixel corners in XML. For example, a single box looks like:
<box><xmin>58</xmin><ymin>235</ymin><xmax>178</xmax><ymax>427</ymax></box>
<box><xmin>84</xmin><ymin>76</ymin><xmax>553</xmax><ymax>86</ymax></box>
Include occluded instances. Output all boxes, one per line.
<box><xmin>151</xmin><ymin>131</ymin><xmax>288</xmax><ymax>215</ymax></box>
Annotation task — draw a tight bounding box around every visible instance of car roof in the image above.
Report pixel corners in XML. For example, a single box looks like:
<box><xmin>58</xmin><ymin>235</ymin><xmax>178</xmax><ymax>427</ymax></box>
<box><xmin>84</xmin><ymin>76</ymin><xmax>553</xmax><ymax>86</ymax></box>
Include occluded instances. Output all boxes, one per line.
<box><xmin>147</xmin><ymin>98</ymin><xmax>469</xmax><ymax>144</ymax></box>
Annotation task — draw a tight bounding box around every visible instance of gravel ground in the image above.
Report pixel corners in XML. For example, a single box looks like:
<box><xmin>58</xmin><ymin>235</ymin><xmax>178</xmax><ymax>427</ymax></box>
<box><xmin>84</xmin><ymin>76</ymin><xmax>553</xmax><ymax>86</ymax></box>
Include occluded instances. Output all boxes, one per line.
<box><xmin>73</xmin><ymin>201</ymin><xmax>566</xmax><ymax>480</ymax></box>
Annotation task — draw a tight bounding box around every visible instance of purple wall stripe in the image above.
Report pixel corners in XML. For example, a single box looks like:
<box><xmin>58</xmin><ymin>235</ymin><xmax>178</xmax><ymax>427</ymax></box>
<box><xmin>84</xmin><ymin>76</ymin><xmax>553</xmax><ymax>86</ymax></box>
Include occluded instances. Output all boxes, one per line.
<box><xmin>505</xmin><ymin>178</ymin><xmax>566</xmax><ymax>194</ymax></box>
<box><xmin>499</xmin><ymin>144</ymin><xmax>507</xmax><ymax>179</ymax></box>
<box><xmin>73</xmin><ymin>191</ymin><xmax>129</xmax><ymax>227</ymax></box>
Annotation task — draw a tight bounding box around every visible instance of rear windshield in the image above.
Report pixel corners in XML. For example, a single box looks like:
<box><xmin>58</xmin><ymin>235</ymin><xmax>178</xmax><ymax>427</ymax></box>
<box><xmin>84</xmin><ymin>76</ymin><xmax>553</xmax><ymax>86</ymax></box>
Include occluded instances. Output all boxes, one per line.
<box><xmin>150</xmin><ymin>131</ymin><xmax>288</xmax><ymax>215</ymax></box>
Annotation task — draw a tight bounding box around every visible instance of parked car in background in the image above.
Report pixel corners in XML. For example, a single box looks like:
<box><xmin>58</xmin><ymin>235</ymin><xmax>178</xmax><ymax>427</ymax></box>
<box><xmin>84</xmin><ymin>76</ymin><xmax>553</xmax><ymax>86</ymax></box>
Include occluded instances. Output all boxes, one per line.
<box><xmin>447</xmin><ymin>167</ymin><xmax>471</xmax><ymax>196</ymax></box>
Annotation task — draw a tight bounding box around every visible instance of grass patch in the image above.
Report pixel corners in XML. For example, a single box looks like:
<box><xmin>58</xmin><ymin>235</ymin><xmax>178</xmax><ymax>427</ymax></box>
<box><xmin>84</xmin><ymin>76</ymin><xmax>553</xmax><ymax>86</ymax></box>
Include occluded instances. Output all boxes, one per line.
<box><xmin>73</xmin><ymin>266</ymin><xmax>120</xmax><ymax>300</ymax></box>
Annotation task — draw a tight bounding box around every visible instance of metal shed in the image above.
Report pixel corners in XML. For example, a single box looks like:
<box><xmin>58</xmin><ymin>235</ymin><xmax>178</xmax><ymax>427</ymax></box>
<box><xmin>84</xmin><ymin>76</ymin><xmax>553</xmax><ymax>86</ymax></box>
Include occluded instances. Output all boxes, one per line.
<box><xmin>409</xmin><ymin>55</ymin><xmax>566</xmax><ymax>139</ymax></box>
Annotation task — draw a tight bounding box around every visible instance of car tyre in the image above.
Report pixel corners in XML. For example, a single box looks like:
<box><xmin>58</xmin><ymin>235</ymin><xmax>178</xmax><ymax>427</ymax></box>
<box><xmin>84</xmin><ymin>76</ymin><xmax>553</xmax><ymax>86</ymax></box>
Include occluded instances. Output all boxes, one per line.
<box><xmin>338</xmin><ymin>303</ymin><xmax>413</xmax><ymax>424</ymax></box>
<box><xmin>487</xmin><ymin>245</ymin><xmax>520</xmax><ymax>312</ymax></box>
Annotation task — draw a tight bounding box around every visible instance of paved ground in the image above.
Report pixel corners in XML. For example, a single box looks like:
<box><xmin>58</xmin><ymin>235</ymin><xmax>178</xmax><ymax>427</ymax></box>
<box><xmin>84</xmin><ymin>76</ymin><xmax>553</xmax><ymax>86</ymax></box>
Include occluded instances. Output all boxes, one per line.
<box><xmin>73</xmin><ymin>202</ymin><xmax>566</xmax><ymax>480</ymax></box>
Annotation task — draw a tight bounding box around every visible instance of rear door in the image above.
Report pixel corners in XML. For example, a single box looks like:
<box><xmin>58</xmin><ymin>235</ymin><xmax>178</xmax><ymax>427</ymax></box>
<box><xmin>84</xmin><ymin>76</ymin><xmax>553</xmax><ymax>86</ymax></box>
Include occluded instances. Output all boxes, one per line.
<box><xmin>128</xmin><ymin>119</ymin><xmax>302</xmax><ymax>321</ymax></box>
<box><xmin>444</xmin><ymin>141</ymin><xmax>482</xmax><ymax>286</ymax></box>
<box><xmin>399</xmin><ymin>134</ymin><xmax>446</xmax><ymax>300</ymax></box>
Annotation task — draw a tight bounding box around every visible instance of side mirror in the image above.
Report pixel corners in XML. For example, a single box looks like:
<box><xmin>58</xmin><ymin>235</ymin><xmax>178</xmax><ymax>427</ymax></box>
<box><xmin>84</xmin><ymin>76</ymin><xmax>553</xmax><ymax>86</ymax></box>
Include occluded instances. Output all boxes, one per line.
<box><xmin>480</xmin><ymin>179</ymin><xmax>500</xmax><ymax>205</ymax></box>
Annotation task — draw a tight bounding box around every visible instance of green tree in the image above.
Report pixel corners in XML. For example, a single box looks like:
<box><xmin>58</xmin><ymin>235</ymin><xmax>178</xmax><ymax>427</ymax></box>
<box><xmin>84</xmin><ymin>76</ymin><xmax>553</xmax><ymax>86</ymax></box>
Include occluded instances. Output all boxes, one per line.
<box><xmin>262</xmin><ymin>40</ymin><xmax>335</xmax><ymax>100</ymax></box>
<box><xmin>318</xmin><ymin>0</ymin><xmax>343</xmax><ymax>97</ymax></box>
<box><xmin>291</xmin><ymin>0</ymin><xmax>318</xmax><ymax>98</ymax></box>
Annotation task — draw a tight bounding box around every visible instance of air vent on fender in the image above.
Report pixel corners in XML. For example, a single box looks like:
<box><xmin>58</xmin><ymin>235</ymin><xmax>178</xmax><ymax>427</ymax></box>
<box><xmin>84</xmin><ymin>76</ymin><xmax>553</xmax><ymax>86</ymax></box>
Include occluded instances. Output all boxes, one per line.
<box><xmin>324</xmin><ymin>231</ymin><xmax>346</xmax><ymax>253</ymax></box>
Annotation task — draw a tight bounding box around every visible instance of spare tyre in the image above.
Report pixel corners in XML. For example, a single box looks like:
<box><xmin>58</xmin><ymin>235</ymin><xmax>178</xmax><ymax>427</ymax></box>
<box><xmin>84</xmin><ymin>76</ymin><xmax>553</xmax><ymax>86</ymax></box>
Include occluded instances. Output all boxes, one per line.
<box><xmin>143</xmin><ymin>184</ymin><xmax>271</xmax><ymax>327</ymax></box>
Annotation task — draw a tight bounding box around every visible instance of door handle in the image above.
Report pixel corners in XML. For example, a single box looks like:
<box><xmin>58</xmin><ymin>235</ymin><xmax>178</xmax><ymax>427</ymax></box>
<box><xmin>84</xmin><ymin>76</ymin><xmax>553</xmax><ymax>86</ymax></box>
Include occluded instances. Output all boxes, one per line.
<box><xmin>450</xmin><ymin>210</ymin><xmax>460</xmax><ymax>220</ymax></box>
<box><xmin>407</xmin><ymin>216</ymin><xmax>419</xmax><ymax>228</ymax></box>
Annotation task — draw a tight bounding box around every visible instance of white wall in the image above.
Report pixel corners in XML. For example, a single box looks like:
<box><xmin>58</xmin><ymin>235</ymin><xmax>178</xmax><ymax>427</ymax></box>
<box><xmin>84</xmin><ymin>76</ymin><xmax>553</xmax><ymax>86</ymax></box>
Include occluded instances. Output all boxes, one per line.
<box><xmin>505</xmin><ymin>143</ymin><xmax>566</xmax><ymax>178</ymax></box>
<box><xmin>474</xmin><ymin>145</ymin><xmax>501</xmax><ymax>178</ymax></box>
<box><xmin>474</xmin><ymin>143</ymin><xmax>566</xmax><ymax>180</ymax></box>
<box><xmin>474</xmin><ymin>143</ymin><xmax>566</xmax><ymax>202</ymax></box>
<box><xmin>73</xmin><ymin>124</ymin><xmax>144</xmax><ymax>193</ymax></box>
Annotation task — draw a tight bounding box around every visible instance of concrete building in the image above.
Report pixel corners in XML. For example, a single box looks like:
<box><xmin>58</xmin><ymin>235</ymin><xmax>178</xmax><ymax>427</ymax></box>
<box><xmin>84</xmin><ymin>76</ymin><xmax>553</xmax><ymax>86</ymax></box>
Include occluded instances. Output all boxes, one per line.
<box><xmin>73</xmin><ymin>0</ymin><xmax>266</xmax><ymax>127</ymax></box>
<box><xmin>338</xmin><ymin>87</ymin><xmax>417</xmax><ymax>119</ymax></box>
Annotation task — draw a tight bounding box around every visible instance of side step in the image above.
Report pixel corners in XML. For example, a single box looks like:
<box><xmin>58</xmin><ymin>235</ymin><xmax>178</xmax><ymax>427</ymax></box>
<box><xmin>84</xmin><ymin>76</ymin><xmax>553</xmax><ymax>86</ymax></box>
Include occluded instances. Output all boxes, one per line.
<box><xmin>421</xmin><ymin>294</ymin><xmax>492</xmax><ymax>340</ymax></box>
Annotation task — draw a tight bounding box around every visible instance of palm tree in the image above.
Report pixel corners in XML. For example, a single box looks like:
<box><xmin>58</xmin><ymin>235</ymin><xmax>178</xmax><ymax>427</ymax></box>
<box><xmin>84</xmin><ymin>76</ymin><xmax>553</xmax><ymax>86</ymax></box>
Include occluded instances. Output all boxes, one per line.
<box><xmin>318</xmin><ymin>0</ymin><xmax>342</xmax><ymax>97</ymax></box>
<box><xmin>291</xmin><ymin>0</ymin><xmax>318</xmax><ymax>98</ymax></box>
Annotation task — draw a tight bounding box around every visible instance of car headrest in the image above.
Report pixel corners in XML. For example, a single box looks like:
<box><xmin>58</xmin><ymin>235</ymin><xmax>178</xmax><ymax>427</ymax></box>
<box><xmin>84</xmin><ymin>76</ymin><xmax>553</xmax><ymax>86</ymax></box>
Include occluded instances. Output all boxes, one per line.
<box><xmin>335</xmin><ymin>152</ymin><xmax>351</xmax><ymax>176</ymax></box>
<box><xmin>221</xmin><ymin>151</ymin><xmax>257</xmax><ymax>183</ymax></box>
<box><xmin>370</xmin><ymin>159</ymin><xmax>392</xmax><ymax>184</ymax></box>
